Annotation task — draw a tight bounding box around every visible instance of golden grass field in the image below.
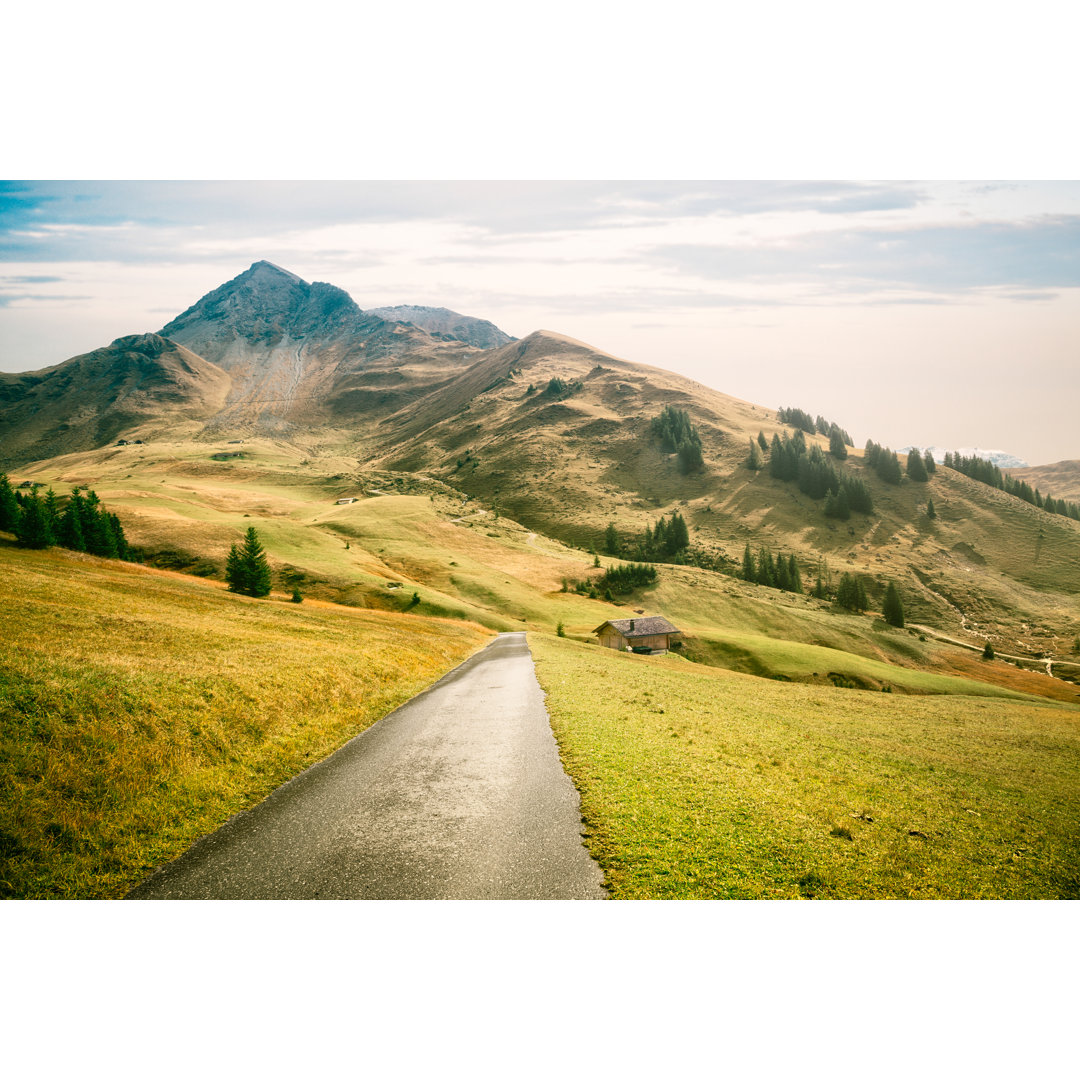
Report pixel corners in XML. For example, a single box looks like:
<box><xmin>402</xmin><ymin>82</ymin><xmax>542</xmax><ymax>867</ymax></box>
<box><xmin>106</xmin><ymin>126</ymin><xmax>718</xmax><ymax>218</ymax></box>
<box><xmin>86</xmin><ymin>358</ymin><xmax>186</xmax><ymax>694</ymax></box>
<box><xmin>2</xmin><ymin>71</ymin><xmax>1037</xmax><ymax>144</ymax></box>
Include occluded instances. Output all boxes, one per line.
<box><xmin>530</xmin><ymin>633</ymin><xmax>1080</xmax><ymax>899</ymax></box>
<box><xmin>0</xmin><ymin>541</ymin><xmax>491</xmax><ymax>898</ymax></box>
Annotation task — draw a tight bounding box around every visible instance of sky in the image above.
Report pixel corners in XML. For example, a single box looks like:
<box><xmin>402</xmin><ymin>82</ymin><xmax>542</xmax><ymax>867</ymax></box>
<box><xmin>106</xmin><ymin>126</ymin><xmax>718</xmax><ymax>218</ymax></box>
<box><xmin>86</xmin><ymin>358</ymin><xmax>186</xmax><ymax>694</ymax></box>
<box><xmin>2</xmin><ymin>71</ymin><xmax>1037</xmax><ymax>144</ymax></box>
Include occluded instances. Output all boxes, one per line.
<box><xmin>2</xmin><ymin>180</ymin><xmax>1077</xmax><ymax>465</ymax></box>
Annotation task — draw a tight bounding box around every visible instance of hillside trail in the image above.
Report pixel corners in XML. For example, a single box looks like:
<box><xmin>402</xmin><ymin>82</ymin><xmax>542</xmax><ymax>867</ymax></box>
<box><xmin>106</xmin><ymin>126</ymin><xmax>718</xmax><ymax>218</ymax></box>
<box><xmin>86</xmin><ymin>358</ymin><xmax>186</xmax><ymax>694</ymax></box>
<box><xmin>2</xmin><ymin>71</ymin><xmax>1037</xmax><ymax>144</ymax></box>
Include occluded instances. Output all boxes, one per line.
<box><xmin>910</xmin><ymin>622</ymin><xmax>1074</xmax><ymax>680</ymax></box>
<box><xmin>127</xmin><ymin>633</ymin><xmax>606</xmax><ymax>900</ymax></box>
<box><xmin>448</xmin><ymin>508</ymin><xmax>488</xmax><ymax>524</ymax></box>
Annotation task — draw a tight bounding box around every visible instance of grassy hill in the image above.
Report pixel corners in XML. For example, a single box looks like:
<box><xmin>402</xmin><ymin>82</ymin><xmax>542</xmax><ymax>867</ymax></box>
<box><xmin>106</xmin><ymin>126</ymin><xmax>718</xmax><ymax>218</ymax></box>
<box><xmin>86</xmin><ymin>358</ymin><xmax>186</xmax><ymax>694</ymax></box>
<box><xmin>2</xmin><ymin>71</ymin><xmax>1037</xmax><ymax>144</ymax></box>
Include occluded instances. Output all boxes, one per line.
<box><xmin>10</xmin><ymin>435</ymin><xmax>1079</xmax><ymax>702</ymax></box>
<box><xmin>532</xmin><ymin>634</ymin><xmax>1080</xmax><ymax>899</ymax></box>
<box><xmin>0</xmin><ymin>540</ymin><xmax>491</xmax><ymax>898</ymax></box>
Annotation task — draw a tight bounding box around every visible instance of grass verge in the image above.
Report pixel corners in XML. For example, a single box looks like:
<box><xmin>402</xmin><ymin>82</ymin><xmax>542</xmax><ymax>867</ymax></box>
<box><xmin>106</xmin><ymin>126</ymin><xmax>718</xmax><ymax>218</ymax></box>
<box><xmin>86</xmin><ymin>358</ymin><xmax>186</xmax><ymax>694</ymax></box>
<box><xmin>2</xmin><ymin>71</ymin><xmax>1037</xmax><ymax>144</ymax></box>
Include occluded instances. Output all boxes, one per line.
<box><xmin>0</xmin><ymin>543</ymin><xmax>491</xmax><ymax>898</ymax></box>
<box><xmin>530</xmin><ymin>633</ymin><xmax>1080</xmax><ymax>898</ymax></box>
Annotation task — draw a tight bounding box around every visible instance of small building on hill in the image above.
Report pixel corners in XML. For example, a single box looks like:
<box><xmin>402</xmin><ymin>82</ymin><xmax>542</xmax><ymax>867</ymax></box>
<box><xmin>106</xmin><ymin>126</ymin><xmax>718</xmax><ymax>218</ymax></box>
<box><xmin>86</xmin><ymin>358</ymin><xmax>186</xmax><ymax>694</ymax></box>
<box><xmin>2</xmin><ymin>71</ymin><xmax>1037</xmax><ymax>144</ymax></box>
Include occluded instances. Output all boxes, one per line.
<box><xmin>593</xmin><ymin>616</ymin><xmax>682</xmax><ymax>655</ymax></box>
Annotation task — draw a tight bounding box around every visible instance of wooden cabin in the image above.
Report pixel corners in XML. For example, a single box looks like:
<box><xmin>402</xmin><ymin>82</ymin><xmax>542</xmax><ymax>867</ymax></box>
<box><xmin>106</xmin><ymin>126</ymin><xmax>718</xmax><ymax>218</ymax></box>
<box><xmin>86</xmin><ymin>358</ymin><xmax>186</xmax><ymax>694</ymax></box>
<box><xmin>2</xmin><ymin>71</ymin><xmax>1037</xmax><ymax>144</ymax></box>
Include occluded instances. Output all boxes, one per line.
<box><xmin>593</xmin><ymin>616</ymin><xmax>682</xmax><ymax>655</ymax></box>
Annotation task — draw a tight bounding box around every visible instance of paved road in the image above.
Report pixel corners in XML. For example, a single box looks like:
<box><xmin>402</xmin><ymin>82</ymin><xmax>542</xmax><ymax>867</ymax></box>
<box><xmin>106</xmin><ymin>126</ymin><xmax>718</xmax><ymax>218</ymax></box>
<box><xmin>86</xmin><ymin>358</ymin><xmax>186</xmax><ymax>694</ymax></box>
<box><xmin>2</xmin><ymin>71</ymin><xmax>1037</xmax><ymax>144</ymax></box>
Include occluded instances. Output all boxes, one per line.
<box><xmin>128</xmin><ymin>633</ymin><xmax>606</xmax><ymax>900</ymax></box>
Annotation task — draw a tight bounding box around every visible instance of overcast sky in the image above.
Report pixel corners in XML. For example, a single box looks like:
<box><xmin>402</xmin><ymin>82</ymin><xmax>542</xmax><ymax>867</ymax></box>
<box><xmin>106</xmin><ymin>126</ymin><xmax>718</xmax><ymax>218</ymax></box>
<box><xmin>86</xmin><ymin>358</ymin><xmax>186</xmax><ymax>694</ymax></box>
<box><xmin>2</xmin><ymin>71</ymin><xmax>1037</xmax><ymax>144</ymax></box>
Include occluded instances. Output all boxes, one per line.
<box><xmin>2</xmin><ymin>180</ymin><xmax>1078</xmax><ymax>466</ymax></box>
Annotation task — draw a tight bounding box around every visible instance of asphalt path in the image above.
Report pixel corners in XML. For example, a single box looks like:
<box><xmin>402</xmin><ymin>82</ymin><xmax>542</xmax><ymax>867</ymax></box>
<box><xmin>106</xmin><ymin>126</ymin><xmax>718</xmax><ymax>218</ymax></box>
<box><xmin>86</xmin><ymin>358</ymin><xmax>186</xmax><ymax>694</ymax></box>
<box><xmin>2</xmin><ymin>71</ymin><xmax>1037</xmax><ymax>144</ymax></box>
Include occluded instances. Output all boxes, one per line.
<box><xmin>128</xmin><ymin>633</ymin><xmax>606</xmax><ymax>900</ymax></box>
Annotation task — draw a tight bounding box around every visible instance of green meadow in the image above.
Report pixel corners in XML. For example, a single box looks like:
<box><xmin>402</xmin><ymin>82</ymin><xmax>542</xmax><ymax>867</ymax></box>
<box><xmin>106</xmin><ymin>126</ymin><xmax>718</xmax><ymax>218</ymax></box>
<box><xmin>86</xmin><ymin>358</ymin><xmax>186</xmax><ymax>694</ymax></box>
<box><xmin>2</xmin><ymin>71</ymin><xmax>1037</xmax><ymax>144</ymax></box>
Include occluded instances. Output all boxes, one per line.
<box><xmin>530</xmin><ymin>633</ymin><xmax>1080</xmax><ymax>899</ymax></box>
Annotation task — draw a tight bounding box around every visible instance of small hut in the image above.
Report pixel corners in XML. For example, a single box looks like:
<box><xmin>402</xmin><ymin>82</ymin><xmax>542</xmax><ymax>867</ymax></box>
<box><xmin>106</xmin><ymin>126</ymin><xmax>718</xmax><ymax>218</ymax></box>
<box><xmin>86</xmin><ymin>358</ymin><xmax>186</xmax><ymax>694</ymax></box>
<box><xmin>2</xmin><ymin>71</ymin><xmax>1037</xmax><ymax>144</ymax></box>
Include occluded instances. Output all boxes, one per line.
<box><xmin>593</xmin><ymin>616</ymin><xmax>682</xmax><ymax>655</ymax></box>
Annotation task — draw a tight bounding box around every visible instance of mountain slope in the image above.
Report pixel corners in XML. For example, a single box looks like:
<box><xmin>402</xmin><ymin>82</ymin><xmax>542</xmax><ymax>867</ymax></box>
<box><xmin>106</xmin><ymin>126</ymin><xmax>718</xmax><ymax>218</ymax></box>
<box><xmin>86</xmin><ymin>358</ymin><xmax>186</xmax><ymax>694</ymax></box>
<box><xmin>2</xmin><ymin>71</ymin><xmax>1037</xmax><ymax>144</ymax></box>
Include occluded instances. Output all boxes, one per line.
<box><xmin>1007</xmin><ymin>459</ymin><xmax>1080</xmax><ymax>503</ymax></box>
<box><xmin>361</xmin><ymin>329</ymin><xmax>1080</xmax><ymax>653</ymax></box>
<box><xmin>0</xmin><ymin>333</ymin><xmax>231</xmax><ymax>466</ymax></box>
<box><xmin>368</xmin><ymin>305</ymin><xmax>515</xmax><ymax>349</ymax></box>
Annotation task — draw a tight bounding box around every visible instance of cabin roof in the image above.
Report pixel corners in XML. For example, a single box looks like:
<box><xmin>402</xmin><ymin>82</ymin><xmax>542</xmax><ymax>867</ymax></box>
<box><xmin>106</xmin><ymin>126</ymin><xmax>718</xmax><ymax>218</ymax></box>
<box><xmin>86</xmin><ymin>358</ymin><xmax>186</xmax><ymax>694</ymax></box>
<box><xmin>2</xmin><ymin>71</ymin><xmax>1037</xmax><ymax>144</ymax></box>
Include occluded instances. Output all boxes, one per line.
<box><xmin>592</xmin><ymin>616</ymin><xmax>681</xmax><ymax>638</ymax></box>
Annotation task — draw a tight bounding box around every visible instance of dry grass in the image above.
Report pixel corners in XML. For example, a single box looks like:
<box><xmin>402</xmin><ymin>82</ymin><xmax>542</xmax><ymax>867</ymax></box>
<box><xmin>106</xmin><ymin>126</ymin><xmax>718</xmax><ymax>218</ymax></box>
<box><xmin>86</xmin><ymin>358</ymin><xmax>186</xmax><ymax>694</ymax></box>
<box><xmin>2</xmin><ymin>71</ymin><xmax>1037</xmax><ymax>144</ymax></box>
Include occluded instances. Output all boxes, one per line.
<box><xmin>0</xmin><ymin>541</ymin><xmax>491</xmax><ymax>898</ymax></box>
<box><xmin>530</xmin><ymin>633</ymin><xmax>1080</xmax><ymax>899</ymax></box>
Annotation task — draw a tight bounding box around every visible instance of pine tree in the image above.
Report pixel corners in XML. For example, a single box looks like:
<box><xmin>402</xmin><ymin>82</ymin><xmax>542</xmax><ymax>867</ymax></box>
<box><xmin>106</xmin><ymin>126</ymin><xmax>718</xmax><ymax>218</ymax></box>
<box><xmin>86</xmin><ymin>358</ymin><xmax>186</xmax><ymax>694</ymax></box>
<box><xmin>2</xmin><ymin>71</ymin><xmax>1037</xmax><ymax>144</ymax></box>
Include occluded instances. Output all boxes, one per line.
<box><xmin>829</xmin><ymin>427</ymin><xmax>848</xmax><ymax>459</ymax></box>
<box><xmin>227</xmin><ymin>527</ymin><xmax>272</xmax><ymax>597</ymax></box>
<box><xmin>14</xmin><ymin>490</ymin><xmax>54</xmax><ymax>549</ymax></box>
<box><xmin>906</xmin><ymin>448</ymin><xmax>929</xmax><ymax>482</ymax></box>
<box><xmin>757</xmin><ymin>430</ymin><xmax>769</xmax><ymax>452</ymax></box>
<box><xmin>669</xmin><ymin>511</ymin><xmax>690</xmax><ymax>552</ymax></box>
<box><xmin>982</xmin><ymin>641</ymin><xmax>995</xmax><ymax>660</ymax></box>
<box><xmin>836</xmin><ymin>573</ymin><xmax>867</xmax><ymax>611</ymax></box>
<box><xmin>86</xmin><ymin>505</ymin><xmax>119</xmax><ymax>558</ymax></box>
<box><xmin>789</xmin><ymin>554</ymin><xmax>803</xmax><ymax>594</ymax></box>
<box><xmin>923</xmin><ymin>449</ymin><xmax>937</xmax><ymax>475</ymax></box>
<box><xmin>926</xmin><ymin>498</ymin><xmax>937</xmax><ymax>520</ymax></box>
<box><xmin>775</xmin><ymin>554</ymin><xmax>791</xmax><ymax>591</ymax></box>
<box><xmin>742</xmin><ymin>543</ymin><xmax>755</xmax><ymax>582</ymax></box>
<box><xmin>603</xmin><ymin>522</ymin><xmax>620</xmax><ymax>555</ymax></box>
<box><xmin>0</xmin><ymin>473</ymin><xmax>20</xmax><ymax>532</ymax></box>
<box><xmin>58</xmin><ymin>491</ymin><xmax>86</xmax><ymax>551</ymax></box>
<box><xmin>882</xmin><ymin>581</ymin><xmax>905</xmax><ymax>627</ymax></box>
<box><xmin>746</xmin><ymin>439</ymin><xmax>764</xmax><ymax>470</ymax></box>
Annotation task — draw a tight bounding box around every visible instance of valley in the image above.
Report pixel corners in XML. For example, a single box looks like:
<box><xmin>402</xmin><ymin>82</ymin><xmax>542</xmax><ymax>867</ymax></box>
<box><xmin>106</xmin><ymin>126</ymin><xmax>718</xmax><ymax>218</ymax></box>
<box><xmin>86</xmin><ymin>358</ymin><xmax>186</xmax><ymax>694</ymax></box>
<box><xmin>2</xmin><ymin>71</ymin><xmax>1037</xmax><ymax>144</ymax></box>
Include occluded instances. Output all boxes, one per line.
<box><xmin>2</xmin><ymin>259</ymin><xmax>1078</xmax><ymax>899</ymax></box>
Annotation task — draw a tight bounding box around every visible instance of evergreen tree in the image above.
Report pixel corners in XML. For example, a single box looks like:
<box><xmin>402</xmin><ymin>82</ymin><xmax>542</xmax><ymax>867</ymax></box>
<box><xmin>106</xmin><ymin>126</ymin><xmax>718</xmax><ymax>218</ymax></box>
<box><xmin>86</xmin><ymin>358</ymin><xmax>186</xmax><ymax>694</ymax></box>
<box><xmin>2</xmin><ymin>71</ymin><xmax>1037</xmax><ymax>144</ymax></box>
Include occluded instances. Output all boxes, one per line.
<box><xmin>829</xmin><ymin>427</ymin><xmax>848</xmax><ymax>459</ymax></box>
<box><xmin>603</xmin><ymin>522</ymin><xmax>620</xmax><ymax>555</ymax></box>
<box><xmin>982</xmin><ymin>641</ymin><xmax>995</xmax><ymax>660</ymax></box>
<box><xmin>789</xmin><ymin>554</ymin><xmax>803</xmax><ymax>594</ymax></box>
<box><xmin>742</xmin><ymin>543</ymin><xmax>755</xmax><ymax>582</ymax></box>
<box><xmin>775</xmin><ymin>554</ymin><xmax>791</xmax><ymax>591</ymax></box>
<box><xmin>669</xmin><ymin>511</ymin><xmax>690</xmax><ymax>552</ymax></box>
<box><xmin>906</xmin><ymin>448</ymin><xmax>929</xmax><ymax>482</ymax></box>
<box><xmin>226</xmin><ymin>527</ymin><xmax>272</xmax><ymax>597</ymax></box>
<box><xmin>14</xmin><ymin>490</ymin><xmax>54</xmax><ymax>549</ymax></box>
<box><xmin>757</xmin><ymin>547</ymin><xmax>776</xmax><ymax>587</ymax></box>
<box><xmin>746</xmin><ymin>438</ymin><xmax>764</xmax><ymax>470</ymax></box>
<box><xmin>676</xmin><ymin>431</ymin><xmax>704</xmax><ymax>475</ymax></box>
<box><xmin>923</xmin><ymin>449</ymin><xmax>937</xmax><ymax>475</ymax></box>
<box><xmin>86</xmin><ymin>505</ymin><xmax>119</xmax><ymax>558</ymax></box>
<box><xmin>42</xmin><ymin>488</ymin><xmax>60</xmax><ymax>536</ymax></box>
<box><xmin>926</xmin><ymin>497</ymin><xmax>937</xmax><ymax>520</ymax></box>
<box><xmin>0</xmin><ymin>473</ymin><xmax>20</xmax><ymax>532</ymax></box>
<box><xmin>882</xmin><ymin>581</ymin><xmax>905</xmax><ymax>627</ymax></box>
<box><xmin>58</xmin><ymin>491</ymin><xmax>87</xmax><ymax>551</ymax></box>
<box><xmin>757</xmin><ymin>430</ymin><xmax>769</xmax><ymax>452</ymax></box>
<box><xmin>824</xmin><ymin>486</ymin><xmax>851</xmax><ymax>520</ymax></box>
<box><xmin>836</xmin><ymin>573</ymin><xmax>867</xmax><ymax>612</ymax></box>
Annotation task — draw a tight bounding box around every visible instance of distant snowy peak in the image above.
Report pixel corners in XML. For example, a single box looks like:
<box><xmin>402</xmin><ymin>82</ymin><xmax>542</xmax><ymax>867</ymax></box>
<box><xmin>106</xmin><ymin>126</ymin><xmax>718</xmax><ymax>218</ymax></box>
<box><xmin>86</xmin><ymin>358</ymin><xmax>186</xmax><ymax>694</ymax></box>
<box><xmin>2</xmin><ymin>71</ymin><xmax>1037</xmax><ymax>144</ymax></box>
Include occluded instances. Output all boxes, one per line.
<box><xmin>902</xmin><ymin>445</ymin><xmax>1030</xmax><ymax>469</ymax></box>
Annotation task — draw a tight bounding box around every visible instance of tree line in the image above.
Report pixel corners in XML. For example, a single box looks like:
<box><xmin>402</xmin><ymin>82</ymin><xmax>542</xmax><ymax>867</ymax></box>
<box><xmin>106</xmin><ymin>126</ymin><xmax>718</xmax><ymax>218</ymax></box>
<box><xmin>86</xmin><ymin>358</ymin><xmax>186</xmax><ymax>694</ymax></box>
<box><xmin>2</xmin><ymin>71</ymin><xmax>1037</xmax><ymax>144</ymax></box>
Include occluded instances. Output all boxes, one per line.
<box><xmin>742</xmin><ymin>543</ymin><xmax>803</xmax><ymax>593</ymax></box>
<box><xmin>943</xmin><ymin>451</ymin><xmax>1080</xmax><ymax>522</ymax></box>
<box><xmin>0</xmin><ymin>474</ymin><xmax>131</xmax><ymax>558</ymax></box>
<box><xmin>777</xmin><ymin>406</ymin><xmax>853</xmax><ymax>448</ymax></box>
<box><xmin>604</xmin><ymin>510</ymin><xmax>690</xmax><ymax>562</ymax></box>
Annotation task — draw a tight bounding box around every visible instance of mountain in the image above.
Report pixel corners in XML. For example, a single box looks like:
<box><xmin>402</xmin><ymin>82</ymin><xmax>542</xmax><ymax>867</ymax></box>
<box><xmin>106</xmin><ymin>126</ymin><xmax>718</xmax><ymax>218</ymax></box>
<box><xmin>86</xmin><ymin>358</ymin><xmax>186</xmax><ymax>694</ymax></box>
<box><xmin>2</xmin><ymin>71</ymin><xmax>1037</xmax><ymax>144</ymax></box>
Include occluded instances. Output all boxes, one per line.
<box><xmin>905</xmin><ymin>445</ymin><xmax>1030</xmax><ymax>468</ymax></box>
<box><xmin>0</xmin><ymin>333</ymin><xmax>230</xmax><ymax>466</ymax></box>
<box><xmin>1006</xmin><ymin>459</ymin><xmax>1080</xmax><ymax>503</ymax></box>
<box><xmin>158</xmin><ymin>261</ymin><xmax>483</xmax><ymax>430</ymax></box>
<box><xmin>2</xmin><ymin>261</ymin><xmax>1077</xmax><ymax>661</ymax></box>
<box><xmin>367</xmin><ymin>305</ymin><xmax>515</xmax><ymax>349</ymax></box>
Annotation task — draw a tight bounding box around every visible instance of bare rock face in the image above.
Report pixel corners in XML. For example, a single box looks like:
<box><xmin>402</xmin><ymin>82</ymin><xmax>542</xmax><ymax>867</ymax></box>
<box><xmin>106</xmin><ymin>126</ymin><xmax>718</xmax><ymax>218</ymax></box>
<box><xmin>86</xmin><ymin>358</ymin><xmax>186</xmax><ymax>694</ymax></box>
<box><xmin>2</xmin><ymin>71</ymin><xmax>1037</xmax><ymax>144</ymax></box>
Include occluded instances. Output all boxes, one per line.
<box><xmin>160</xmin><ymin>261</ymin><xmax>374</xmax><ymax>367</ymax></box>
<box><xmin>368</xmin><ymin>305</ymin><xmax>515</xmax><ymax>350</ymax></box>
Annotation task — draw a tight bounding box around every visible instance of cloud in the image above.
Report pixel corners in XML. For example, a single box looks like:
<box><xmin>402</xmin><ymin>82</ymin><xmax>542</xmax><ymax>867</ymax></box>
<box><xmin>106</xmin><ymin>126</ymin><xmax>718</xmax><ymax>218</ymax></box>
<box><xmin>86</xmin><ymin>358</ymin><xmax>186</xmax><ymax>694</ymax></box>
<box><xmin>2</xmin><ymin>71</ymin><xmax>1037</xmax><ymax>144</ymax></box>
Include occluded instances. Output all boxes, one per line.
<box><xmin>1</xmin><ymin>274</ymin><xmax>64</xmax><ymax>284</ymax></box>
<box><xmin>648</xmin><ymin>216</ymin><xmax>1080</xmax><ymax>293</ymax></box>
<box><xmin>0</xmin><ymin>181</ymin><xmax>927</xmax><ymax>265</ymax></box>
<box><xmin>0</xmin><ymin>292</ymin><xmax>92</xmax><ymax>306</ymax></box>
